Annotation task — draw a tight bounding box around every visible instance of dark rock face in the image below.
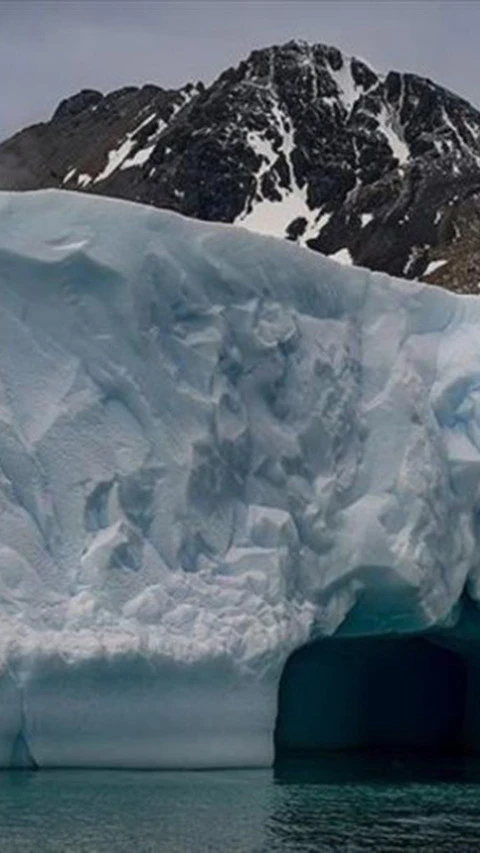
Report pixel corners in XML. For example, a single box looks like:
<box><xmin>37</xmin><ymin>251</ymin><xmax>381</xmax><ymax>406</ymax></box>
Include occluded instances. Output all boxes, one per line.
<box><xmin>2</xmin><ymin>39</ymin><xmax>480</xmax><ymax>292</ymax></box>
<box><xmin>52</xmin><ymin>89</ymin><xmax>103</xmax><ymax>121</ymax></box>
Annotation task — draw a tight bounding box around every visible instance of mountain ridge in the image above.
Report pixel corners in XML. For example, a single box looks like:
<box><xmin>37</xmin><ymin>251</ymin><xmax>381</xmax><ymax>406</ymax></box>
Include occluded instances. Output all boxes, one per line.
<box><xmin>2</xmin><ymin>39</ymin><xmax>480</xmax><ymax>293</ymax></box>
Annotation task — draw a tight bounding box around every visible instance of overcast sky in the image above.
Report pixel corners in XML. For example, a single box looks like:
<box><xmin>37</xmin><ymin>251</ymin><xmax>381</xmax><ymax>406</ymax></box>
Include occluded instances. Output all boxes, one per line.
<box><xmin>1</xmin><ymin>0</ymin><xmax>479</xmax><ymax>141</ymax></box>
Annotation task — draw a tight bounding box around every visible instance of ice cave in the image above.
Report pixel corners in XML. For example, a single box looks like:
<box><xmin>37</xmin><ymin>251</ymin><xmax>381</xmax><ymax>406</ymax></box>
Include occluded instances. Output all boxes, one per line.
<box><xmin>275</xmin><ymin>636</ymin><xmax>468</xmax><ymax>757</ymax></box>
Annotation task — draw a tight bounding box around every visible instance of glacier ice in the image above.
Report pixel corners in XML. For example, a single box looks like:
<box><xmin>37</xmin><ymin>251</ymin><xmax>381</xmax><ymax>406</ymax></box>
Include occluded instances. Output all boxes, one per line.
<box><xmin>0</xmin><ymin>189</ymin><xmax>480</xmax><ymax>766</ymax></box>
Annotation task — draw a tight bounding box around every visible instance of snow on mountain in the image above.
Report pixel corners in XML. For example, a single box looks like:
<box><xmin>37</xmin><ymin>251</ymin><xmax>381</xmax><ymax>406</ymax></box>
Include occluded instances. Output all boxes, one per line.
<box><xmin>3</xmin><ymin>41</ymin><xmax>480</xmax><ymax>292</ymax></box>
<box><xmin>0</xmin><ymin>189</ymin><xmax>480</xmax><ymax>766</ymax></box>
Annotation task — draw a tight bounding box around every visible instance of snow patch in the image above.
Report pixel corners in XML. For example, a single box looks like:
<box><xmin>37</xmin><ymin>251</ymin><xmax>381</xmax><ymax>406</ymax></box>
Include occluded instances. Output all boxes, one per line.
<box><xmin>62</xmin><ymin>168</ymin><xmax>77</xmax><ymax>185</ymax></box>
<box><xmin>377</xmin><ymin>106</ymin><xmax>409</xmax><ymax>165</ymax></box>
<box><xmin>77</xmin><ymin>173</ymin><xmax>92</xmax><ymax>188</ymax></box>
<box><xmin>94</xmin><ymin>112</ymin><xmax>166</xmax><ymax>182</ymax></box>
<box><xmin>330</xmin><ymin>247</ymin><xmax>353</xmax><ymax>265</ymax></box>
<box><xmin>330</xmin><ymin>60</ymin><xmax>359</xmax><ymax>114</ymax></box>
<box><xmin>121</xmin><ymin>143</ymin><xmax>158</xmax><ymax>171</ymax></box>
<box><xmin>425</xmin><ymin>258</ymin><xmax>448</xmax><ymax>275</ymax></box>
<box><xmin>94</xmin><ymin>138</ymin><xmax>135</xmax><ymax>183</ymax></box>
<box><xmin>235</xmin><ymin>93</ymin><xmax>324</xmax><ymax>245</ymax></box>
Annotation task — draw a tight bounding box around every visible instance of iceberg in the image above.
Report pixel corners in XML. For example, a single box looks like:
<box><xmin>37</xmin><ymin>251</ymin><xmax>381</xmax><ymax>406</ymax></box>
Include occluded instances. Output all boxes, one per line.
<box><xmin>0</xmin><ymin>189</ymin><xmax>480</xmax><ymax>767</ymax></box>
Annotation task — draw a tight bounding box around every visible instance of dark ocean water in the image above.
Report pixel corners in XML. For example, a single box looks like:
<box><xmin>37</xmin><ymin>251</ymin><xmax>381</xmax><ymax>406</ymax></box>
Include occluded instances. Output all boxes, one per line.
<box><xmin>2</xmin><ymin>758</ymin><xmax>480</xmax><ymax>852</ymax></box>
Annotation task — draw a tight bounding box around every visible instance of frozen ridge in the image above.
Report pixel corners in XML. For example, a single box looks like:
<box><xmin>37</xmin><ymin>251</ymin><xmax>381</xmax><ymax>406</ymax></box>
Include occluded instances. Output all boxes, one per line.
<box><xmin>0</xmin><ymin>189</ymin><xmax>479</xmax><ymax>767</ymax></box>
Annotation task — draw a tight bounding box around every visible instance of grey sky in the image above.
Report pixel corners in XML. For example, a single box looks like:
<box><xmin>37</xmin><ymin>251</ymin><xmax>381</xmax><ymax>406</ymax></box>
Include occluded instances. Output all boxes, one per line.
<box><xmin>1</xmin><ymin>0</ymin><xmax>479</xmax><ymax>141</ymax></box>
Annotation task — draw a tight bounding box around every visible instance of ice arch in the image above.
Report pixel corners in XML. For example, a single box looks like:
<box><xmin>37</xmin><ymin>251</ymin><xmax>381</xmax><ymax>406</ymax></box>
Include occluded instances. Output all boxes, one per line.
<box><xmin>275</xmin><ymin>636</ymin><xmax>468</xmax><ymax>757</ymax></box>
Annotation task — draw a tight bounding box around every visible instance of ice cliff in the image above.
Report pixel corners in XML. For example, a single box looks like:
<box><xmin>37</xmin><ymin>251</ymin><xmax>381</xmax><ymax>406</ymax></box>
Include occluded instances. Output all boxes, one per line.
<box><xmin>0</xmin><ymin>189</ymin><xmax>479</xmax><ymax>767</ymax></box>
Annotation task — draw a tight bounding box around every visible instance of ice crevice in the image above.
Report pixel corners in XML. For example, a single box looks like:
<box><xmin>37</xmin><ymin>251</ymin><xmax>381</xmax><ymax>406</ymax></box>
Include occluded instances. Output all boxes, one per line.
<box><xmin>10</xmin><ymin>687</ymin><xmax>38</xmax><ymax>770</ymax></box>
<box><xmin>1</xmin><ymin>189</ymin><xmax>480</xmax><ymax>766</ymax></box>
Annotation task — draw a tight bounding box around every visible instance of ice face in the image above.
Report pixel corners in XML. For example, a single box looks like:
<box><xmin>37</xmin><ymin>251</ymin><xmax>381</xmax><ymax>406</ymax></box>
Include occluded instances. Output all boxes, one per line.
<box><xmin>0</xmin><ymin>189</ymin><xmax>480</xmax><ymax>767</ymax></box>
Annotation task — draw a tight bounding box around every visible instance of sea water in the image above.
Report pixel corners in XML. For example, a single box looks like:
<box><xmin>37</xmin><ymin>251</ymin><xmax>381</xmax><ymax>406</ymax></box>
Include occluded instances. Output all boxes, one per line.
<box><xmin>3</xmin><ymin>759</ymin><xmax>480</xmax><ymax>852</ymax></box>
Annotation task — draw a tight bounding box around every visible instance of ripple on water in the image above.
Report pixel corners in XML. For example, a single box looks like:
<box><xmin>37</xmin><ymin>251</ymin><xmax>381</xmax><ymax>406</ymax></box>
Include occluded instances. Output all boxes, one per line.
<box><xmin>1</xmin><ymin>762</ymin><xmax>480</xmax><ymax>853</ymax></box>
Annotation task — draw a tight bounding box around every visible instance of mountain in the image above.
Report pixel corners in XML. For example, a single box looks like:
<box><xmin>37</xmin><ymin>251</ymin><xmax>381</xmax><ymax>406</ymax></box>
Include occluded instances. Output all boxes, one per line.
<box><xmin>2</xmin><ymin>40</ymin><xmax>480</xmax><ymax>293</ymax></box>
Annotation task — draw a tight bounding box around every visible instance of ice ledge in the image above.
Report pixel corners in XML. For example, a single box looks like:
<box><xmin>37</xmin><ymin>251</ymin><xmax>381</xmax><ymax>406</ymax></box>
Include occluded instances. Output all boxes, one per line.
<box><xmin>0</xmin><ymin>656</ymin><xmax>277</xmax><ymax>769</ymax></box>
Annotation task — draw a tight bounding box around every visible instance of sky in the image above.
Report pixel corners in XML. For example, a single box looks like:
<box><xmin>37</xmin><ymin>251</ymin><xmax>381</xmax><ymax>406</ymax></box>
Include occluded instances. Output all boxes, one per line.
<box><xmin>1</xmin><ymin>0</ymin><xmax>480</xmax><ymax>141</ymax></box>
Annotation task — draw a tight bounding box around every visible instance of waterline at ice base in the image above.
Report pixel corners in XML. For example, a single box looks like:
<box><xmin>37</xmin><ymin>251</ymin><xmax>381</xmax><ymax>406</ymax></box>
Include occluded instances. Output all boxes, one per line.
<box><xmin>2</xmin><ymin>189</ymin><xmax>480</xmax><ymax>768</ymax></box>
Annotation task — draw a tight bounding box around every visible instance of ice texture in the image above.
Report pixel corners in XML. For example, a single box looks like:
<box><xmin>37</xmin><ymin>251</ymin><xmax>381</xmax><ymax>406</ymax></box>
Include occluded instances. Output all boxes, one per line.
<box><xmin>0</xmin><ymin>189</ymin><xmax>479</xmax><ymax>767</ymax></box>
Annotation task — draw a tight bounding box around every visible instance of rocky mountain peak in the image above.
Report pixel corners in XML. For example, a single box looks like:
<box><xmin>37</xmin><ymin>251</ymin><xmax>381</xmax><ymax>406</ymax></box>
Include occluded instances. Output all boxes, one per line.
<box><xmin>2</xmin><ymin>40</ymin><xmax>480</xmax><ymax>293</ymax></box>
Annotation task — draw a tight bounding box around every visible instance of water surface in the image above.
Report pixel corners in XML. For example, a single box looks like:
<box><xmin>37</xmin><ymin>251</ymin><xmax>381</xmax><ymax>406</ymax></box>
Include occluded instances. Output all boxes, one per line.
<box><xmin>2</xmin><ymin>759</ymin><xmax>480</xmax><ymax>852</ymax></box>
